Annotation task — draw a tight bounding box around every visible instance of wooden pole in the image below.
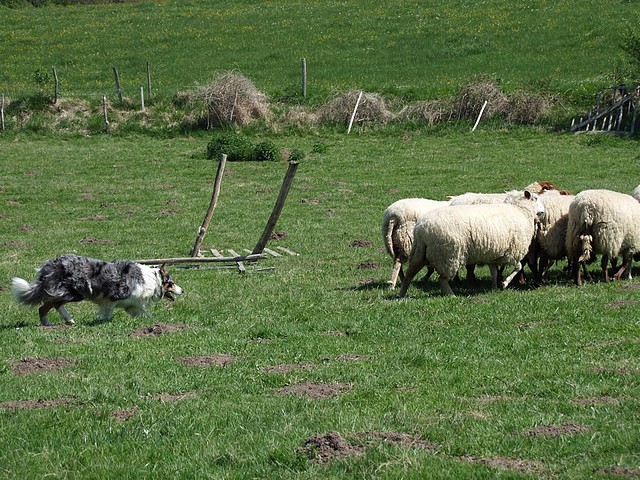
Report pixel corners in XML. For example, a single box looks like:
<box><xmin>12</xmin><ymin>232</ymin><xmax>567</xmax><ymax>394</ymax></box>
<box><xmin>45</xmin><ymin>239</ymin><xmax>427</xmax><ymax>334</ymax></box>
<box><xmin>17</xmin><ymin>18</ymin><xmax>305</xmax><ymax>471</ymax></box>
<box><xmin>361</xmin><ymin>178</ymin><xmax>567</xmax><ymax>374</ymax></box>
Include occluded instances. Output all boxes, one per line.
<box><xmin>141</xmin><ymin>86</ymin><xmax>145</xmax><ymax>111</ymax></box>
<box><xmin>136</xmin><ymin>253</ymin><xmax>267</xmax><ymax>265</ymax></box>
<box><xmin>252</xmin><ymin>161</ymin><xmax>299</xmax><ymax>255</ymax></box>
<box><xmin>301</xmin><ymin>58</ymin><xmax>307</xmax><ymax>98</ymax></box>
<box><xmin>191</xmin><ymin>154</ymin><xmax>227</xmax><ymax>257</ymax></box>
<box><xmin>113</xmin><ymin>66</ymin><xmax>122</xmax><ymax>103</ymax></box>
<box><xmin>347</xmin><ymin>91</ymin><xmax>363</xmax><ymax>134</ymax></box>
<box><xmin>146</xmin><ymin>61</ymin><xmax>152</xmax><ymax>103</ymax></box>
<box><xmin>1</xmin><ymin>94</ymin><xmax>4</xmax><ymax>132</ymax></box>
<box><xmin>52</xmin><ymin>66</ymin><xmax>59</xmax><ymax>104</ymax></box>
<box><xmin>102</xmin><ymin>95</ymin><xmax>109</xmax><ymax>132</ymax></box>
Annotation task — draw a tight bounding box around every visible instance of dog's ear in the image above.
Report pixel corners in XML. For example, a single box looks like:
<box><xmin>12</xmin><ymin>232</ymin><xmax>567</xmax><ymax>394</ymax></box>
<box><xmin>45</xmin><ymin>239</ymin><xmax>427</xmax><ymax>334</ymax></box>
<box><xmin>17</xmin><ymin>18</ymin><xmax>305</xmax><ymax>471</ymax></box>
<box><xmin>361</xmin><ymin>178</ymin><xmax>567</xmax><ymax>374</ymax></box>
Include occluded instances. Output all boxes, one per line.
<box><xmin>160</xmin><ymin>263</ymin><xmax>168</xmax><ymax>278</ymax></box>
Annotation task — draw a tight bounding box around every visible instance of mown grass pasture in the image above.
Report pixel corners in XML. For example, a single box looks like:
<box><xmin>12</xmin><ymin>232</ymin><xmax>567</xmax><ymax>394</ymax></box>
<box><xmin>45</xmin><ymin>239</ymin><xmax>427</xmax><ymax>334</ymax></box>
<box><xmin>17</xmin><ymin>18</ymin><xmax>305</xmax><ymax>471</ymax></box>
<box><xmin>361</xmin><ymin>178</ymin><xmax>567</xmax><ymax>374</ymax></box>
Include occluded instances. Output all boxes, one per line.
<box><xmin>1</xmin><ymin>130</ymin><xmax>639</xmax><ymax>478</ymax></box>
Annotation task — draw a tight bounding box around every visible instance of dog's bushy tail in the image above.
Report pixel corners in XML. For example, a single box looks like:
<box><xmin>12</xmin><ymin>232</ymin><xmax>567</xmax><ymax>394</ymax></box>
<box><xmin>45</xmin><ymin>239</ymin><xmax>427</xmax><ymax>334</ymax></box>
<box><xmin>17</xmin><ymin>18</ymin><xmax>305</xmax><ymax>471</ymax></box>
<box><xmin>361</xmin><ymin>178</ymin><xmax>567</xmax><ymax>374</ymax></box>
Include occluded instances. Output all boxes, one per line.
<box><xmin>12</xmin><ymin>277</ymin><xmax>43</xmax><ymax>306</ymax></box>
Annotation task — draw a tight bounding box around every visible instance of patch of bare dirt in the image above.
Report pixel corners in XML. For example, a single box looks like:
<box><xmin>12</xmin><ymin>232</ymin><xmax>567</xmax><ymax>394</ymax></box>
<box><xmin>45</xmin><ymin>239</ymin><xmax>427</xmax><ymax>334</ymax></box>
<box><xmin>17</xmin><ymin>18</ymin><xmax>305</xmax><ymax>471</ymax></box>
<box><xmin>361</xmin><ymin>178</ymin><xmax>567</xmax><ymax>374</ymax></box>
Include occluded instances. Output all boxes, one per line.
<box><xmin>595</xmin><ymin>466</ymin><xmax>640</xmax><ymax>477</ymax></box>
<box><xmin>357</xmin><ymin>262</ymin><xmax>379</xmax><ymax>269</ymax></box>
<box><xmin>9</xmin><ymin>357</ymin><xmax>74</xmax><ymax>376</ymax></box>
<box><xmin>350</xmin><ymin>239</ymin><xmax>373</xmax><ymax>248</ymax></box>
<box><xmin>111</xmin><ymin>406</ymin><xmax>138</xmax><ymax>421</ymax></box>
<box><xmin>0</xmin><ymin>397</ymin><xmax>76</xmax><ymax>409</ymax></box>
<box><xmin>459</xmin><ymin>455</ymin><xmax>546</xmax><ymax>475</ymax></box>
<box><xmin>80</xmin><ymin>236</ymin><xmax>114</xmax><ymax>245</ymax></box>
<box><xmin>606</xmin><ymin>300</ymin><xmax>639</xmax><ymax>309</ymax></box>
<box><xmin>321</xmin><ymin>354</ymin><xmax>371</xmax><ymax>362</ymax></box>
<box><xmin>298</xmin><ymin>431</ymin><xmax>437</xmax><ymax>464</ymax></box>
<box><xmin>179</xmin><ymin>354</ymin><xmax>237</xmax><ymax>367</ymax></box>
<box><xmin>269</xmin><ymin>231</ymin><xmax>288</xmax><ymax>240</ymax></box>
<box><xmin>277</xmin><ymin>382</ymin><xmax>352</xmax><ymax>399</ymax></box>
<box><xmin>298</xmin><ymin>431</ymin><xmax>364</xmax><ymax>463</ymax></box>
<box><xmin>302</xmin><ymin>198</ymin><xmax>320</xmax><ymax>205</ymax></box>
<box><xmin>522</xmin><ymin>422</ymin><xmax>589</xmax><ymax>437</ymax></box>
<box><xmin>263</xmin><ymin>363</ymin><xmax>315</xmax><ymax>374</ymax></box>
<box><xmin>620</xmin><ymin>284</ymin><xmax>640</xmax><ymax>290</ymax></box>
<box><xmin>132</xmin><ymin>323</ymin><xmax>188</xmax><ymax>338</ymax></box>
<box><xmin>148</xmin><ymin>391</ymin><xmax>198</xmax><ymax>402</ymax></box>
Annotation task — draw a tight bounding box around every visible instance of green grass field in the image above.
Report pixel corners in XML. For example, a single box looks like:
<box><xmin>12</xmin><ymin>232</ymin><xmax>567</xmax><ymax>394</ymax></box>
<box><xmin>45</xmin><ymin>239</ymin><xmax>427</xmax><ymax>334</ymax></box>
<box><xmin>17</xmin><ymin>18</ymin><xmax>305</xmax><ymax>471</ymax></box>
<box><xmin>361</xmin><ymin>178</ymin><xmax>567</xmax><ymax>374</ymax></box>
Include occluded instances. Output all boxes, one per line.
<box><xmin>1</xmin><ymin>0</ymin><xmax>637</xmax><ymax>103</ymax></box>
<box><xmin>1</xmin><ymin>0</ymin><xmax>640</xmax><ymax>478</ymax></box>
<box><xmin>1</xmin><ymin>130</ymin><xmax>639</xmax><ymax>478</ymax></box>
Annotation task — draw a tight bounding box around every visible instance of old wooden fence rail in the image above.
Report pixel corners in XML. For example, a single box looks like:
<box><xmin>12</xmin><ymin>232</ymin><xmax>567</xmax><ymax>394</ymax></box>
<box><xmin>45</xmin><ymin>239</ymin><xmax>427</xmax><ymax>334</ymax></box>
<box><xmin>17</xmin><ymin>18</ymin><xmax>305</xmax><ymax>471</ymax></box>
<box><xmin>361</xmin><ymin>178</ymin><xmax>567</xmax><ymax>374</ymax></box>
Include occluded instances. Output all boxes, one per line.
<box><xmin>571</xmin><ymin>84</ymin><xmax>639</xmax><ymax>134</ymax></box>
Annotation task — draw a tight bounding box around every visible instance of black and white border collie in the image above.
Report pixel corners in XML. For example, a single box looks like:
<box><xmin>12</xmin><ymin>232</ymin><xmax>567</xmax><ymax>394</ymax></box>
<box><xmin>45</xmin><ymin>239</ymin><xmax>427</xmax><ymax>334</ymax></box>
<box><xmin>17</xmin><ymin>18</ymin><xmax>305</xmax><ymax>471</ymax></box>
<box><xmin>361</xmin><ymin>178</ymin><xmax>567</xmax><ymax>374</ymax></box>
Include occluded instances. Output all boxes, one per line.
<box><xmin>12</xmin><ymin>254</ymin><xmax>183</xmax><ymax>326</ymax></box>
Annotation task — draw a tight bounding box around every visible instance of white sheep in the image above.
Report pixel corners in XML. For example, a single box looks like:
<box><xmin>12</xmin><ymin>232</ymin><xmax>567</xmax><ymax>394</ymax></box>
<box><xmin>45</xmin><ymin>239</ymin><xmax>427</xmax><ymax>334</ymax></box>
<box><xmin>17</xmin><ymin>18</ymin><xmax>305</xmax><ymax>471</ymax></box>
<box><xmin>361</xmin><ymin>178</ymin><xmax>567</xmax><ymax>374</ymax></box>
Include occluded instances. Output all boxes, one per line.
<box><xmin>566</xmin><ymin>189</ymin><xmax>640</xmax><ymax>285</ymax></box>
<box><xmin>397</xmin><ymin>190</ymin><xmax>544</xmax><ymax>298</ymax></box>
<box><xmin>382</xmin><ymin>198</ymin><xmax>449</xmax><ymax>288</ymax></box>
<box><xmin>534</xmin><ymin>190</ymin><xmax>575</xmax><ymax>282</ymax></box>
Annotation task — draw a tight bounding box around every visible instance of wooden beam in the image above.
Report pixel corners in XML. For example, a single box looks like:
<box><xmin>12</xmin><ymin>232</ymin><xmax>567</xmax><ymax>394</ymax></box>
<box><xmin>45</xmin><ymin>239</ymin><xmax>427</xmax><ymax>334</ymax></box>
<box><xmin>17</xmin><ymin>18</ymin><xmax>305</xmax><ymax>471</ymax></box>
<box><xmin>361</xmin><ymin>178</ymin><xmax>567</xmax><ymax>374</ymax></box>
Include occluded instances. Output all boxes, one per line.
<box><xmin>252</xmin><ymin>161</ymin><xmax>299</xmax><ymax>255</ymax></box>
<box><xmin>135</xmin><ymin>253</ymin><xmax>266</xmax><ymax>265</ymax></box>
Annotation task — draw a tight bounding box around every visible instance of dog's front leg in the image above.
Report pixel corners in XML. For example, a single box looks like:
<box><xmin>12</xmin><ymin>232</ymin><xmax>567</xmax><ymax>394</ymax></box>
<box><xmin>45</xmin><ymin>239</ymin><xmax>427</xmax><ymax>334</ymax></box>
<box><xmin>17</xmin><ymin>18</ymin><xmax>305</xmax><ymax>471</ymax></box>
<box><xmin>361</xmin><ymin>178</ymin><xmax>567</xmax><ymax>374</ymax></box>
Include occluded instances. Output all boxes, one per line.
<box><xmin>56</xmin><ymin>304</ymin><xmax>75</xmax><ymax>325</ymax></box>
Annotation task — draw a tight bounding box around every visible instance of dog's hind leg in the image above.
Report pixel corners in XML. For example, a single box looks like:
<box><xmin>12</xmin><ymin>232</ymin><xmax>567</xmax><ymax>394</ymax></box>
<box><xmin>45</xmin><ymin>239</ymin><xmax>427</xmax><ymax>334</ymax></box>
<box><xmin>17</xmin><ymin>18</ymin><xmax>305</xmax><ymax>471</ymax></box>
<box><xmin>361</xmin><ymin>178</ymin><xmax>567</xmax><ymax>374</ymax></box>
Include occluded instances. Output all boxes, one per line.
<box><xmin>55</xmin><ymin>304</ymin><xmax>75</xmax><ymax>325</ymax></box>
<box><xmin>96</xmin><ymin>302</ymin><xmax>116</xmax><ymax>322</ymax></box>
<box><xmin>38</xmin><ymin>303</ymin><xmax>55</xmax><ymax>327</ymax></box>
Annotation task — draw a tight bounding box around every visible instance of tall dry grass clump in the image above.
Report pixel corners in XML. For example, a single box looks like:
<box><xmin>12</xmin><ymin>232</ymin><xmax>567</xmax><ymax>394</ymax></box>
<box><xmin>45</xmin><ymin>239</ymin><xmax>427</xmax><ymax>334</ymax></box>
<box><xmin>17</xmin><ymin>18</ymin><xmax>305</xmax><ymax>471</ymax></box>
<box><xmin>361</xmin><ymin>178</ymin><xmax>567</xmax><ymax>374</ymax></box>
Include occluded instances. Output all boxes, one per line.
<box><xmin>317</xmin><ymin>91</ymin><xmax>392</xmax><ymax>127</ymax></box>
<box><xmin>453</xmin><ymin>79</ymin><xmax>508</xmax><ymax>120</ymax></box>
<box><xmin>197</xmin><ymin>71</ymin><xmax>270</xmax><ymax>128</ymax></box>
<box><xmin>506</xmin><ymin>91</ymin><xmax>553</xmax><ymax>124</ymax></box>
<box><xmin>396</xmin><ymin>99</ymin><xmax>451</xmax><ymax>125</ymax></box>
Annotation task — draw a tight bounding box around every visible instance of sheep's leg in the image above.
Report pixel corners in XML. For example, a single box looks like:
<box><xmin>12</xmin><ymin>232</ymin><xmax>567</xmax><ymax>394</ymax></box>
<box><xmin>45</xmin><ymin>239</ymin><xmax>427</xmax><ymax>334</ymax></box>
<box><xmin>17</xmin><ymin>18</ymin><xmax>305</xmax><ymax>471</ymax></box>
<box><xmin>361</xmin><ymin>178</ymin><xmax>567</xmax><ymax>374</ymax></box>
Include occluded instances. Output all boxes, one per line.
<box><xmin>501</xmin><ymin>262</ymin><xmax>523</xmax><ymax>289</ymax></box>
<box><xmin>489</xmin><ymin>265</ymin><xmax>499</xmax><ymax>289</ymax></box>
<box><xmin>601</xmin><ymin>254</ymin><xmax>610</xmax><ymax>282</ymax></box>
<box><xmin>538</xmin><ymin>252</ymin><xmax>549</xmax><ymax>283</ymax></box>
<box><xmin>38</xmin><ymin>303</ymin><xmax>56</xmax><ymax>327</ymax></box>
<box><xmin>613</xmin><ymin>255</ymin><xmax>632</xmax><ymax>281</ymax></box>
<box><xmin>388</xmin><ymin>260</ymin><xmax>403</xmax><ymax>289</ymax></box>
<box><xmin>438</xmin><ymin>276</ymin><xmax>456</xmax><ymax>296</ymax></box>
<box><xmin>396</xmin><ymin>255</ymin><xmax>426</xmax><ymax>299</ymax></box>
<box><xmin>465</xmin><ymin>264</ymin><xmax>477</xmax><ymax>287</ymax></box>
<box><xmin>417</xmin><ymin>267</ymin><xmax>434</xmax><ymax>285</ymax></box>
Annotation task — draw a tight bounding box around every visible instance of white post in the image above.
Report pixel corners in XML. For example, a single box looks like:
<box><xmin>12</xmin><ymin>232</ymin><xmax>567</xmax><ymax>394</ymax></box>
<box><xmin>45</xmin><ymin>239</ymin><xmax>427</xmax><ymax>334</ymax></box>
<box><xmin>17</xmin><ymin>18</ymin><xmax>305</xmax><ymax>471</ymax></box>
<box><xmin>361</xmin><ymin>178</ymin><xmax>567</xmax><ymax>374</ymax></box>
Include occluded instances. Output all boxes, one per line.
<box><xmin>471</xmin><ymin>100</ymin><xmax>488</xmax><ymax>132</ymax></box>
<box><xmin>347</xmin><ymin>91</ymin><xmax>363</xmax><ymax>134</ymax></box>
<box><xmin>140</xmin><ymin>86</ymin><xmax>145</xmax><ymax>111</ymax></box>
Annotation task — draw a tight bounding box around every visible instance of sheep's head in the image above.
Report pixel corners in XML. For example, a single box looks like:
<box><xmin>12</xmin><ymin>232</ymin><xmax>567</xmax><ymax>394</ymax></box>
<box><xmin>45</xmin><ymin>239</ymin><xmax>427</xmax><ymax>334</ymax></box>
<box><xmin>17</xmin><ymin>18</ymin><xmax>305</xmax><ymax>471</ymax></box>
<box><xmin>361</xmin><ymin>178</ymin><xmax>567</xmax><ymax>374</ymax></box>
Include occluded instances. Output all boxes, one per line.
<box><xmin>523</xmin><ymin>190</ymin><xmax>545</xmax><ymax>216</ymax></box>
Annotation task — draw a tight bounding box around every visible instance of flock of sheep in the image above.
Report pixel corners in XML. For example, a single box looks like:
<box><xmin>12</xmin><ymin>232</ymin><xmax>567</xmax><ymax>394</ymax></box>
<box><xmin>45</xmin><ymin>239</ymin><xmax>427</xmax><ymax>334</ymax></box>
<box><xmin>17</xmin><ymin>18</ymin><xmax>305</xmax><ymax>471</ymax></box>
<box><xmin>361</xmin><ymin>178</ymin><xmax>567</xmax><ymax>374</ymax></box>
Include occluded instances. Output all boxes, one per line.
<box><xmin>382</xmin><ymin>181</ymin><xmax>640</xmax><ymax>298</ymax></box>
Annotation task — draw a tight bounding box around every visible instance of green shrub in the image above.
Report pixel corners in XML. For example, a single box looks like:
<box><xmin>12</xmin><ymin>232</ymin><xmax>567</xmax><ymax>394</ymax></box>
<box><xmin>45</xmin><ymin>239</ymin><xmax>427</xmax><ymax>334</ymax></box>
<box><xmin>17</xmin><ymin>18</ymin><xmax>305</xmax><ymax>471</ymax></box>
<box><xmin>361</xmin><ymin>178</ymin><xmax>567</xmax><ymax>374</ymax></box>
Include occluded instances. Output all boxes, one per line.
<box><xmin>252</xmin><ymin>140</ymin><xmax>281</xmax><ymax>162</ymax></box>
<box><xmin>206</xmin><ymin>131</ymin><xmax>254</xmax><ymax>162</ymax></box>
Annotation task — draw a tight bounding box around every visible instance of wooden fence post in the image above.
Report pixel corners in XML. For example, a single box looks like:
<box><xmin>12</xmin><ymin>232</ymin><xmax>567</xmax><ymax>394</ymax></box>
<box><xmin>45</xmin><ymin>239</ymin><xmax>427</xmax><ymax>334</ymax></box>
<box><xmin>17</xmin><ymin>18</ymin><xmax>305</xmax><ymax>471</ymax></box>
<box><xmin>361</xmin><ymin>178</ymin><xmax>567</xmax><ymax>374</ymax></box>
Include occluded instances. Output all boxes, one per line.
<box><xmin>191</xmin><ymin>154</ymin><xmax>227</xmax><ymax>257</ymax></box>
<box><xmin>140</xmin><ymin>86</ymin><xmax>145</xmax><ymax>111</ymax></box>
<box><xmin>146</xmin><ymin>61</ymin><xmax>152</xmax><ymax>103</ymax></box>
<box><xmin>52</xmin><ymin>66</ymin><xmax>59</xmax><ymax>104</ymax></box>
<box><xmin>252</xmin><ymin>161</ymin><xmax>299</xmax><ymax>255</ymax></box>
<box><xmin>1</xmin><ymin>94</ymin><xmax>5</xmax><ymax>132</ymax></box>
<box><xmin>301</xmin><ymin>58</ymin><xmax>307</xmax><ymax>98</ymax></box>
<box><xmin>112</xmin><ymin>66</ymin><xmax>122</xmax><ymax>103</ymax></box>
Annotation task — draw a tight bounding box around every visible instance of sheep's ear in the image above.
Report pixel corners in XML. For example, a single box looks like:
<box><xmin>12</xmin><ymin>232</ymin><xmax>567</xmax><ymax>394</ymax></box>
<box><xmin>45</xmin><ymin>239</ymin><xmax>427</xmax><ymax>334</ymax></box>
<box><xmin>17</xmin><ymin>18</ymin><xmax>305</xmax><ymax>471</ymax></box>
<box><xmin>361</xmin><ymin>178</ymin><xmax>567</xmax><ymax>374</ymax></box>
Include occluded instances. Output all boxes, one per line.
<box><xmin>524</xmin><ymin>190</ymin><xmax>532</xmax><ymax>199</ymax></box>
